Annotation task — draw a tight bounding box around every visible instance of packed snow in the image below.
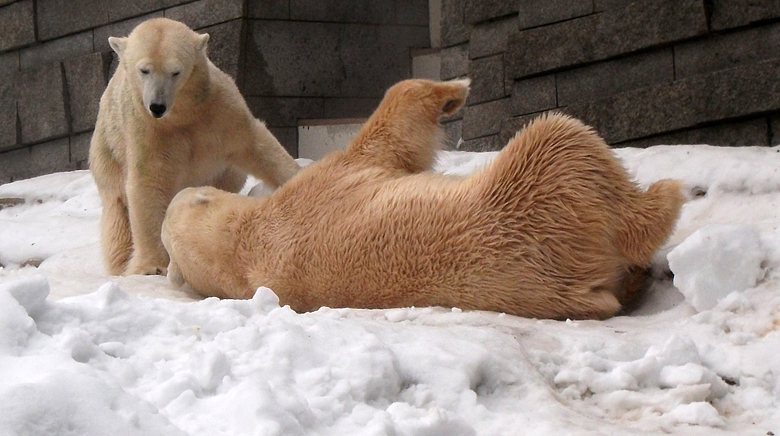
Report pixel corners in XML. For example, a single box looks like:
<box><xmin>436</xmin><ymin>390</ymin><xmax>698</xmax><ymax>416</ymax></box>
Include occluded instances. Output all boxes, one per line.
<box><xmin>1</xmin><ymin>145</ymin><xmax>779</xmax><ymax>435</ymax></box>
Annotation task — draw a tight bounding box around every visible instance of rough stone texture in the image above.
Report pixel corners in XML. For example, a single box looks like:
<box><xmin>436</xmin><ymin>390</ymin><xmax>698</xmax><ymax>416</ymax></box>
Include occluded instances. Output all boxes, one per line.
<box><xmin>70</xmin><ymin>131</ymin><xmax>93</xmax><ymax>165</ymax></box>
<box><xmin>510</xmin><ymin>75</ymin><xmax>556</xmax><ymax>116</ymax></box>
<box><xmin>468</xmin><ymin>55</ymin><xmax>505</xmax><ymax>104</ymax></box>
<box><xmin>593</xmin><ymin>0</ymin><xmax>628</xmax><ymax>12</ymax></box>
<box><xmin>0</xmin><ymin>51</ymin><xmax>19</xmax><ymax>76</ymax></box>
<box><xmin>617</xmin><ymin>118</ymin><xmax>770</xmax><ymax>148</ymax></box>
<box><xmin>0</xmin><ymin>138</ymin><xmax>72</xmax><ymax>182</ymax></box>
<box><xmin>247</xmin><ymin>0</ymin><xmax>289</xmax><ymax>19</ymax></box>
<box><xmin>247</xmin><ymin>97</ymin><xmax>324</xmax><ymax>127</ymax></box>
<box><xmin>506</xmin><ymin>0</ymin><xmax>708</xmax><ymax>79</ymax></box>
<box><xmin>459</xmin><ymin>134</ymin><xmax>501</xmax><ymax>152</ymax></box>
<box><xmin>567</xmin><ymin>58</ymin><xmax>780</xmax><ymax>144</ymax></box>
<box><xmin>93</xmin><ymin>12</ymin><xmax>165</xmax><ymax>53</ymax></box>
<box><xmin>469</xmin><ymin>17</ymin><xmax>516</xmax><ymax>59</ymax></box>
<box><xmin>0</xmin><ymin>0</ymin><xmax>35</xmax><ymax>51</ymax></box>
<box><xmin>440</xmin><ymin>0</ymin><xmax>469</xmax><ymax>46</ymax></box>
<box><xmin>773</xmin><ymin>116</ymin><xmax>780</xmax><ymax>147</ymax></box>
<box><xmin>37</xmin><ymin>0</ymin><xmax>110</xmax><ymax>40</ymax></box>
<box><xmin>165</xmin><ymin>0</ymin><xmax>244</xmax><ymax>29</ymax></box>
<box><xmin>557</xmin><ymin>49</ymin><xmax>674</xmax><ymax>106</ymax></box>
<box><xmin>17</xmin><ymin>63</ymin><xmax>69</xmax><ymax>144</ymax></box>
<box><xmin>290</xmin><ymin>0</ymin><xmax>394</xmax><ymax>24</ymax></box>
<box><xmin>440</xmin><ymin>43</ymin><xmax>469</xmax><ymax>80</ymax></box>
<box><xmin>462</xmin><ymin>98</ymin><xmax>510</xmax><ymax>140</ymax></box>
<box><xmin>201</xmin><ymin>20</ymin><xmax>244</xmax><ymax>80</ymax></box>
<box><xmin>464</xmin><ymin>0</ymin><xmax>518</xmax><ymax>25</ymax></box>
<box><xmin>517</xmin><ymin>0</ymin><xmax>593</xmax><ymax>30</ymax></box>
<box><xmin>64</xmin><ymin>53</ymin><xmax>109</xmax><ymax>133</ymax></box>
<box><xmin>20</xmin><ymin>32</ymin><xmax>93</xmax><ymax>71</ymax></box>
<box><xmin>245</xmin><ymin>21</ymin><xmax>427</xmax><ymax>98</ymax></box>
<box><xmin>0</xmin><ymin>72</ymin><xmax>17</xmax><ymax>150</ymax></box>
<box><xmin>395</xmin><ymin>0</ymin><xmax>429</xmax><ymax>26</ymax></box>
<box><xmin>711</xmin><ymin>0</ymin><xmax>780</xmax><ymax>31</ymax></box>
<box><xmin>106</xmin><ymin>0</ymin><xmax>191</xmax><ymax>22</ymax></box>
<box><xmin>441</xmin><ymin>119</ymin><xmax>462</xmax><ymax>149</ymax></box>
<box><xmin>323</xmin><ymin>97</ymin><xmax>381</xmax><ymax>119</ymax></box>
<box><xmin>675</xmin><ymin>22</ymin><xmax>780</xmax><ymax>79</ymax></box>
<box><xmin>0</xmin><ymin>0</ymin><xmax>15</xmax><ymax>6</ymax></box>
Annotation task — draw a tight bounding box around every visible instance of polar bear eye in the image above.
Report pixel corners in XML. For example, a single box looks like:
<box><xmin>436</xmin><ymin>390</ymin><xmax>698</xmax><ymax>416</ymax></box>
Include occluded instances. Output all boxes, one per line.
<box><xmin>171</xmin><ymin>71</ymin><xmax>181</xmax><ymax>77</ymax></box>
<box><xmin>139</xmin><ymin>68</ymin><xmax>150</xmax><ymax>75</ymax></box>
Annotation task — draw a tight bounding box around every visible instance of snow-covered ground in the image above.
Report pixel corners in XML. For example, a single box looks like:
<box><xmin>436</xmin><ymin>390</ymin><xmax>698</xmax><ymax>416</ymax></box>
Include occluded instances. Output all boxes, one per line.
<box><xmin>1</xmin><ymin>146</ymin><xmax>779</xmax><ymax>436</ymax></box>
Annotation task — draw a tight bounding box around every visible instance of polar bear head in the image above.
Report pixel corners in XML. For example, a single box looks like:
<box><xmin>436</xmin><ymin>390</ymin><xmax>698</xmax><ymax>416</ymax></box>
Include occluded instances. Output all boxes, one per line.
<box><xmin>109</xmin><ymin>18</ymin><xmax>209</xmax><ymax>119</ymax></box>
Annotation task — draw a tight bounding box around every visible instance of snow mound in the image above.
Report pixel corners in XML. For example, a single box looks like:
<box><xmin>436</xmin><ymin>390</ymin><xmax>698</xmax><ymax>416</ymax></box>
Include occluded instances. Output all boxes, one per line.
<box><xmin>668</xmin><ymin>225</ymin><xmax>766</xmax><ymax>312</ymax></box>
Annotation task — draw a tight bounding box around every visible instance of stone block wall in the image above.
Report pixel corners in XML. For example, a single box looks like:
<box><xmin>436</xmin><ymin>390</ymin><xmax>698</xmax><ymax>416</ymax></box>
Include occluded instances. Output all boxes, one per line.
<box><xmin>440</xmin><ymin>0</ymin><xmax>780</xmax><ymax>151</ymax></box>
<box><xmin>0</xmin><ymin>0</ymin><xmax>428</xmax><ymax>183</ymax></box>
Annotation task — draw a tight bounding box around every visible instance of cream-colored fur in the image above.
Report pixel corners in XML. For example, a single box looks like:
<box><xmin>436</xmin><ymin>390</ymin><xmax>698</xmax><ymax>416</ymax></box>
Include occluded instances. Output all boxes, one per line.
<box><xmin>90</xmin><ymin>18</ymin><xmax>299</xmax><ymax>276</ymax></box>
<box><xmin>162</xmin><ymin>78</ymin><xmax>685</xmax><ymax>320</ymax></box>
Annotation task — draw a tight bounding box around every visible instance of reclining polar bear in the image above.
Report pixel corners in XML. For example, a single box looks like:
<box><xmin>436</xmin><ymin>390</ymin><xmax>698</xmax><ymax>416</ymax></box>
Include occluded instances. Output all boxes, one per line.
<box><xmin>162</xmin><ymin>78</ymin><xmax>685</xmax><ymax>320</ymax></box>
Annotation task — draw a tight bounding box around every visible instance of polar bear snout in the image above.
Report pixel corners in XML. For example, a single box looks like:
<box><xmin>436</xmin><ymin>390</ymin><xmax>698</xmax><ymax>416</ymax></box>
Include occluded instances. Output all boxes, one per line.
<box><xmin>150</xmin><ymin>103</ymin><xmax>167</xmax><ymax>118</ymax></box>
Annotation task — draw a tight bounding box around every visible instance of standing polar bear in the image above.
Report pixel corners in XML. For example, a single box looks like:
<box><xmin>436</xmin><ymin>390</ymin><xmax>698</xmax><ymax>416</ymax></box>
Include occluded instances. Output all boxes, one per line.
<box><xmin>90</xmin><ymin>18</ymin><xmax>299</xmax><ymax>276</ymax></box>
<box><xmin>163</xmin><ymin>78</ymin><xmax>686</xmax><ymax>320</ymax></box>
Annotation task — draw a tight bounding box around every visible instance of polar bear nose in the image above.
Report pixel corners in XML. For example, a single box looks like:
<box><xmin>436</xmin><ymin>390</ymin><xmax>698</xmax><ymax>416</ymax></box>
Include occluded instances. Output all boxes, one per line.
<box><xmin>150</xmin><ymin>103</ymin><xmax>167</xmax><ymax>118</ymax></box>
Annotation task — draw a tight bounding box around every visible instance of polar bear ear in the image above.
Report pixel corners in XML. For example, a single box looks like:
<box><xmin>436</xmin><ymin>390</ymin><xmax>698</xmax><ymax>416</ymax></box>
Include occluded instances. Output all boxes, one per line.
<box><xmin>108</xmin><ymin>37</ymin><xmax>127</xmax><ymax>56</ymax></box>
<box><xmin>439</xmin><ymin>78</ymin><xmax>471</xmax><ymax>116</ymax></box>
<box><xmin>196</xmin><ymin>33</ymin><xmax>210</xmax><ymax>52</ymax></box>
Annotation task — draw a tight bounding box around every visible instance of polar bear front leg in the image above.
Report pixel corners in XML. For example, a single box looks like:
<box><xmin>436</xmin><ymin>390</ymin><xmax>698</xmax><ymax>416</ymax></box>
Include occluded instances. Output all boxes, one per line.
<box><xmin>124</xmin><ymin>171</ymin><xmax>174</xmax><ymax>275</ymax></box>
<box><xmin>234</xmin><ymin>119</ymin><xmax>300</xmax><ymax>188</ymax></box>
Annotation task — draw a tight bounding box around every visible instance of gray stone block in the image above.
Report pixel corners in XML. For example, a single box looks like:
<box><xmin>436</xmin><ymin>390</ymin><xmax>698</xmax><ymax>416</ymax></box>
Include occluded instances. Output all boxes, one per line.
<box><xmin>70</xmin><ymin>131</ymin><xmax>93</xmax><ymax>166</ymax></box>
<box><xmin>290</xmin><ymin>0</ymin><xmax>394</xmax><ymax>24</ymax></box>
<box><xmin>510</xmin><ymin>75</ymin><xmax>556</xmax><ymax>116</ymax></box>
<box><xmin>461</xmin><ymin>97</ymin><xmax>510</xmax><ymax>140</ymax></box>
<box><xmin>17</xmin><ymin>63</ymin><xmax>69</xmax><ymax>144</ymax></box>
<box><xmin>37</xmin><ymin>0</ymin><xmax>110</xmax><ymax>40</ymax></box>
<box><xmin>0</xmin><ymin>0</ymin><xmax>35</xmax><ymax>51</ymax></box>
<box><xmin>459</xmin><ymin>134</ymin><xmax>501</xmax><ymax>152</ymax></box>
<box><xmin>465</xmin><ymin>0</ymin><xmax>518</xmax><ymax>24</ymax></box>
<box><xmin>469</xmin><ymin>17</ymin><xmax>516</xmax><ymax>59</ymax></box>
<box><xmin>106</xmin><ymin>0</ymin><xmax>189</xmax><ymax>22</ymax></box>
<box><xmin>440</xmin><ymin>43</ymin><xmax>469</xmax><ymax>80</ymax></box>
<box><xmin>556</xmin><ymin>48</ymin><xmax>674</xmax><ymax>106</ymax></box>
<box><xmin>517</xmin><ymin>0</ymin><xmax>593</xmax><ymax>30</ymax></box>
<box><xmin>566</xmin><ymin>58</ymin><xmax>780</xmax><ymax>144</ymax></box>
<box><xmin>395</xmin><ymin>0</ymin><xmax>429</xmax><ymax>26</ymax></box>
<box><xmin>247</xmin><ymin>0</ymin><xmax>289</xmax><ymax>19</ymax></box>
<box><xmin>93</xmin><ymin>12</ymin><xmax>164</xmax><ymax>53</ymax></box>
<box><xmin>506</xmin><ymin>0</ymin><xmax>708</xmax><ymax>79</ymax></box>
<box><xmin>675</xmin><ymin>22</ymin><xmax>780</xmax><ymax>79</ymax></box>
<box><xmin>617</xmin><ymin>118</ymin><xmax>770</xmax><ymax>148</ymax></box>
<box><xmin>593</xmin><ymin>0</ymin><xmax>629</xmax><ymax>13</ymax></box>
<box><xmin>441</xmin><ymin>118</ymin><xmax>462</xmax><ymax>149</ymax></box>
<box><xmin>441</xmin><ymin>0</ymin><xmax>469</xmax><ymax>46</ymax></box>
<box><xmin>323</xmin><ymin>97</ymin><xmax>381</xmax><ymax>119</ymax></box>
<box><xmin>338</xmin><ymin>24</ymin><xmax>428</xmax><ymax>95</ymax></box>
<box><xmin>773</xmin><ymin>116</ymin><xmax>780</xmax><ymax>147</ymax></box>
<box><xmin>0</xmin><ymin>72</ymin><xmax>18</xmax><ymax>151</ymax></box>
<box><xmin>247</xmin><ymin>97</ymin><xmax>324</xmax><ymax>127</ymax></box>
<box><xmin>0</xmin><ymin>138</ymin><xmax>71</xmax><ymax>182</ymax></box>
<box><xmin>711</xmin><ymin>0</ymin><xmax>780</xmax><ymax>31</ymax></box>
<box><xmin>244</xmin><ymin>21</ymin><xmax>341</xmax><ymax>96</ymax></box>
<box><xmin>468</xmin><ymin>54</ymin><xmax>505</xmax><ymax>104</ymax></box>
<box><xmin>20</xmin><ymin>32</ymin><xmax>93</xmax><ymax>70</ymax></box>
<box><xmin>0</xmin><ymin>51</ymin><xmax>19</xmax><ymax>79</ymax></box>
<box><xmin>64</xmin><ymin>53</ymin><xmax>109</xmax><ymax>133</ymax></box>
<box><xmin>165</xmin><ymin>0</ymin><xmax>244</xmax><ymax>30</ymax></box>
<box><xmin>200</xmin><ymin>19</ymin><xmax>243</xmax><ymax>81</ymax></box>
<box><xmin>268</xmin><ymin>127</ymin><xmax>298</xmax><ymax>158</ymax></box>
<box><xmin>245</xmin><ymin>21</ymin><xmax>426</xmax><ymax>98</ymax></box>
<box><xmin>0</xmin><ymin>0</ymin><xmax>15</xmax><ymax>6</ymax></box>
